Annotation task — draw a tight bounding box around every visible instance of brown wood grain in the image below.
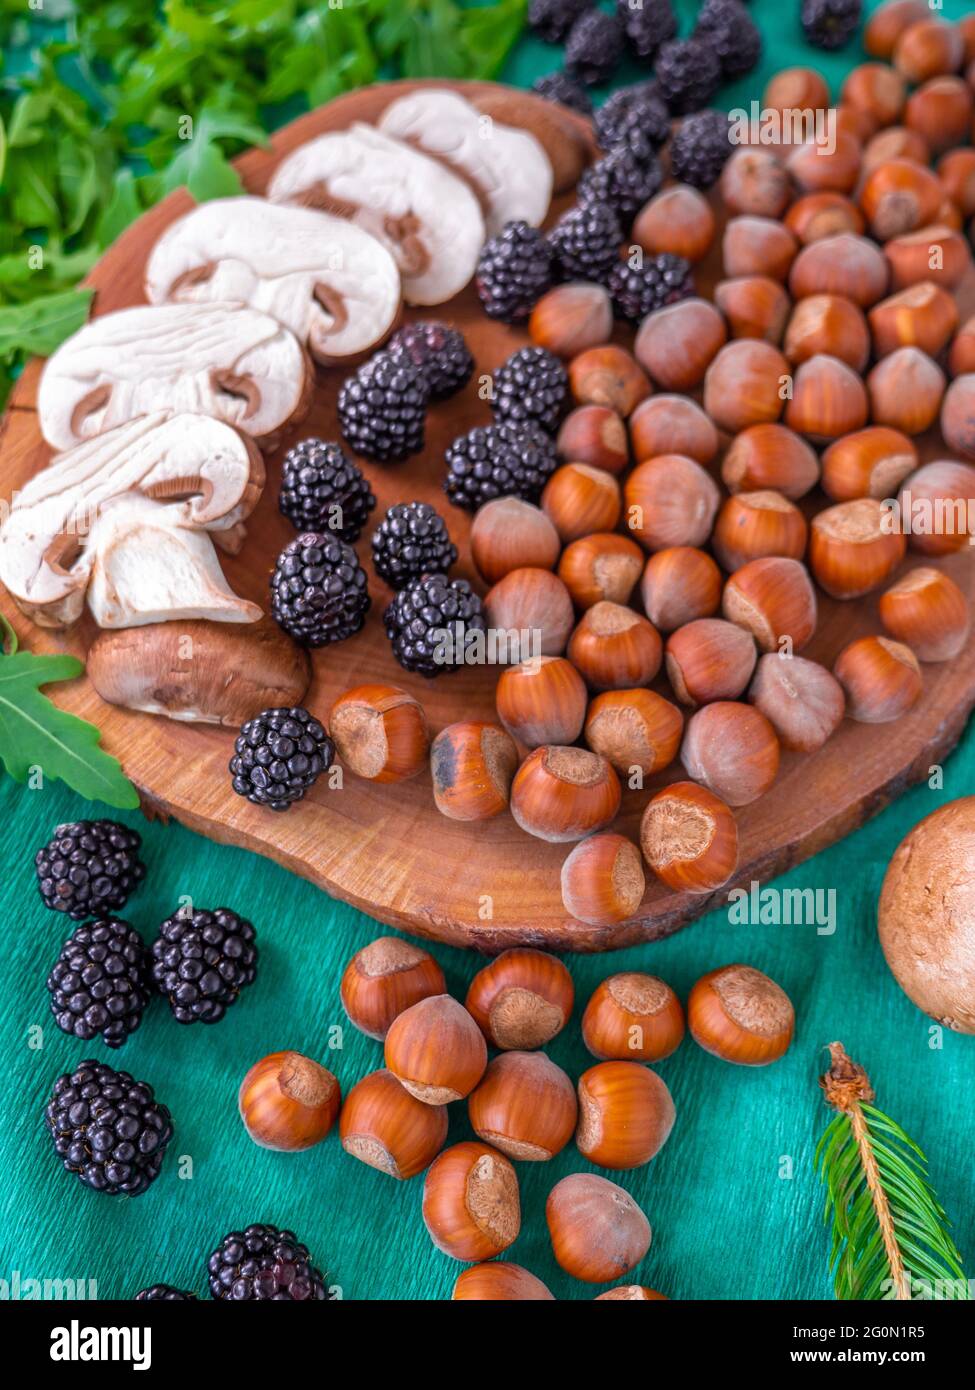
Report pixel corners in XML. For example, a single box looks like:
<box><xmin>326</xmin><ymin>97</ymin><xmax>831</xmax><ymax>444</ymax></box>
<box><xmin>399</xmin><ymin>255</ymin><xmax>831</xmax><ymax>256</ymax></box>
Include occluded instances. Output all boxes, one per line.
<box><xmin>3</xmin><ymin>79</ymin><xmax>974</xmax><ymax>952</ymax></box>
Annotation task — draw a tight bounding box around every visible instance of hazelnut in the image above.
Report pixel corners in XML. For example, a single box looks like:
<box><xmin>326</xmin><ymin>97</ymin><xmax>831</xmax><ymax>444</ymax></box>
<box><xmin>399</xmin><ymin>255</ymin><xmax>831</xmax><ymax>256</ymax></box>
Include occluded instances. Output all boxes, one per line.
<box><xmin>867</xmin><ymin>346</ymin><xmax>946</xmax><ymax>435</ymax></box>
<box><xmin>624</xmin><ymin>454</ymin><xmax>721</xmax><ymax>552</ymax></box>
<box><xmin>558</xmin><ymin>532</ymin><xmax>644</xmax><ymax>609</ymax></box>
<box><xmin>905</xmin><ymin>76</ymin><xmax>974</xmax><ymax>155</ymax></box>
<box><xmin>510</xmin><ymin>744</ymin><xmax>621</xmax><ymax>843</ymax></box>
<box><xmin>576</xmin><ymin>1061</ymin><xmax>676</xmax><ymax>1170</ymax></box>
<box><xmin>339</xmin><ymin>1069</ymin><xmax>448</xmax><ymax>1179</ymax></box>
<box><xmin>860</xmin><ymin>158</ymin><xmax>944</xmax><ymax>241</ymax></box>
<box><xmin>713</xmin><ymin>276</ymin><xmax>791</xmax><ymax>344</ymax></box>
<box><xmin>712</xmin><ymin>491</ymin><xmax>808</xmax><ymax>572</ymax></box>
<box><xmin>470</xmin><ymin>496</ymin><xmax>561</xmax><ymax>586</ymax></box>
<box><xmin>721</xmin><ymin>423</ymin><xmax>820</xmax><ymax>500</ymax></box>
<box><xmin>833</xmin><ymin>635</ymin><xmax>923</xmax><ymax>723</ymax></box>
<box><xmin>568</xmin><ymin>344</ymin><xmax>651</xmax><ymax>417</ymax></box>
<box><xmin>452</xmin><ymin>1264</ymin><xmax>554</xmax><ymax>1301</ymax></box>
<box><xmin>938</xmin><ymin>148</ymin><xmax>975</xmax><ymax>218</ymax></box>
<box><xmin>340</xmin><ymin>936</ymin><xmax>446</xmax><ymax>1040</ymax></box>
<box><xmin>595</xmin><ymin>1286</ymin><xmax>669</xmax><ymax>1301</ymax></box>
<box><xmin>834</xmin><ymin>101</ymin><xmax>881</xmax><ymax>147</ymax></box>
<box><xmin>632</xmin><ymin>184</ymin><xmax>715</xmax><ymax>263</ymax></box>
<box><xmin>864</xmin><ymin>0</ymin><xmax>929</xmax><ymax>61</ymax></box>
<box><xmin>787</xmin><ymin>131</ymin><xmax>862</xmax><ymax>196</ymax></box>
<box><xmin>703</xmin><ymin>340</ymin><xmax>790</xmax><ymax>433</ymax></box>
<box><xmin>468</xmin><ymin>1052</ymin><xmax>577</xmax><ymax>1161</ymax></box>
<box><xmin>431</xmin><ymin>721</ymin><xmax>519</xmax><ymax>821</ymax></box>
<box><xmin>869</xmin><ymin>282</ymin><xmax>959</xmax><ymax>358</ymax></box>
<box><xmin>465</xmin><ymin>948</ymin><xmax>574</xmax><ymax>1050</ymax></box>
<box><xmin>963</xmin><ymin>13</ymin><xmax>975</xmax><ymax>62</ymax></box>
<box><xmin>862</xmin><ymin>125</ymin><xmax>930</xmax><ymax>172</ymax></box>
<box><xmin>820</xmin><ymin>426</ymin><xmax>918</xmax><ymax>502</ymax></box>
<box><xmin>789</xmin><ymin>233</ymin><xmax>889</xmax><ymax>307</ymax></box>
<box><xmin>640</xmin><ymin>546</ymin><xmax>723</xmax><ymax>632</ymax></box>
<box><xmin>784</xmin><ymin>192</ymin><xmax>865</xmax><ymax>244</ymax></box>
<box><xmin>561</xmin><ymin>834</ymin><xmax>647</xmax><ymax>926</ymax></box>
<box><xmin>784</xmin><ymin>353</ymin><xmax>869</xmax><ymax>441</ymax></box>
<box><xmin>541</xmin><ymin>462</ymin><xmax>621</xmax><ymax>543</ymax></box>
<box><xmin>584</xmin><ymin>687</ymin><xmax>683</xmax><ymax>776</ymax></box>
<box><xmin>940</xmin><ymin>374</ymin><xmax>975</xmax><ymax>460</ymax></box>
<box><xmin>893</xmin><ymin>17</ymin><xmax>965</xmax><ymax>84</ymax></box>
<box><xmin>720</xmin><ymin>148</ymin><xmax>793</xmax><ymax>219</ymax></box>
<box><xmin>633</xmin><ymin>298</ymin><xmax>726</xmax><ymax>391</ymax></box>
<box><xmin>422</xmin><ymin>1141</ymin><xmax>520</xmax><ymax>1261</ymax></box>
<box><xmin>882</xmin><ymin>224</ymin><xmax>971</xmax><ymax>290</ymax></box>
<box><xmin>898</xmin><ymin>459</ymin><xmax>975</xmax><ymax>554</ymax></box>
<box><xmin>722</xmin><ymin>556</ymin><xmax>818</xmax><ymax>654</ymax></box>
<box><xmin>723</xmin><ymin>215</ymin><xmax>799</xmax><ymax>283</ymax></box>
<box><xmin>688</xmin><ymin>964</ymin><xmax>795</xmax><ymax>1066</ymax></box>
<box><xmin>329</xmin><ymin>684</ymin><xmax>429</xmax><ymax>782</ymax></box>
<box><xmin>950</xmin><ymin>317</ymin><xmax>975</xmax><ymax>377</ymax></box>
<box><xmin>841</xmin><ymin>62</ymin><xmax>907</xmax><ymax>128</ymax></box>
<box><xmin>529</xmin><ymin>281</ymin><xmax>613</xmax><ymax>359</ymax></box>
<box><xmin>664</xmin><ymin>618</ymin><xmax>758</xmax><ymax>707</ymax></box>
<box><xmin>809</xmin><ymin>497</ymin><xmax>907</xmax><ymax>598</ymax></box>
<box><xmin>496</xmin><ymin>655</ymin><xmax>587</xmax><ymax>748</ymax></box>
<box><xmin>546</xmin><ymin>1173</ymin><xmax>651</xmax><ymax>1283</ymax></box>
<box><xmin>783</xmin><ymin>294</ymin><xmax>870</xmax><ymax>372</ymax></box>
<box><xmin>484</xmin><ymin>567</ymin><xmax>575</xmax><ymax>658</ymax></box>
<box><xmin>567</xmin><ymin>602</ymin><xmax>663</xmax><ymax>691</ymax></box>
<box><xmin>879</xmin><ymin>566</ymin><xmax>970</xmax><ymax>662</ymax></box>
<box><xmin>239</xmin><ymin>1051</ymin><xmax>340</xmax><ymax>1152</ymax></box>
<box><xmin>581</xmin><ymin>973</ymin><xmax>685</xmax><ymax>1062</ymax></box>
<box><xmin>640</xmin><ymin>780</ymin><xmax>739</xmax><ymax>894</ymax></box>
<box><xmin>764</xmin><ymin>67</ymin><xmax>830</xmax><ymax>116</ymax></box>
<box><xmin>680</xmin><ymin>699</ymin><xmax>780</xmax><ymax>808</ymax></box>
<box><xmin>384</xmin><ymin>995</ymin><xmax>488</xmax><ymax>1104</ymax></box>
<box><xmin>629</xmin><ymin>394</ymin><xmax>719</xmax><ymax>465</ymax></box>
<box><xmin>748</xmin><ymin>653</ymin><xmax>845</xmax><ymax>753</ymax></box>
<box><xmin>556</xmin><ymin>404</ymin><xmax>629</xmax><ymax>474</ymax></box>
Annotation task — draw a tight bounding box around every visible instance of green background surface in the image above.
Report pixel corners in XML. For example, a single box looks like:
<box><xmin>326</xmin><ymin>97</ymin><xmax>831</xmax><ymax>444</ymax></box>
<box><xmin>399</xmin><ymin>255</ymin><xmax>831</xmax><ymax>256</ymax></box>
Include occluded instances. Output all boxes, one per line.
<box><xmin>2</xmin><ymin>0</ymin><xmax>974</xmax><ymax>1302</ymax></box>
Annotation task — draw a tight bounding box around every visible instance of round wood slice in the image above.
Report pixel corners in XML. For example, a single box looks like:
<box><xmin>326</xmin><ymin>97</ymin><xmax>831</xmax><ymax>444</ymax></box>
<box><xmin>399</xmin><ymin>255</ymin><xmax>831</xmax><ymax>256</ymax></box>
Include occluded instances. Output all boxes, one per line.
<box><xmin>3</xmin><ymin>79</ymin><xmax>974</xmax><ymax>953</ymax></box>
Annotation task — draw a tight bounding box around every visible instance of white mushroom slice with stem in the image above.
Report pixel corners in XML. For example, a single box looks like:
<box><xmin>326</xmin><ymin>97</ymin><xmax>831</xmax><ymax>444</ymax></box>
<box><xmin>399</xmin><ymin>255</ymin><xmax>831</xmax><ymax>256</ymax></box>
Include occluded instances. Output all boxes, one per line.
<box><xmin>37</xmin><ymin>302</ymin><xmax>312</xmax><ymax>451</ymax></box>
<box><xmin>377</xmin><ymin>88</ymin><xmax>553</xmax><ymax>236</ymax></box>
<box><xmin>267</xmin><ymin>123</ymin><xmax>484</xmax><ymax>305</ymax></box>
<box><xmin>0</xmin><ymin>412</ymin><xmax>263</xmax><ymax>628</ymax></box>
<box><xmin>145</xmin><ymin>197</ymin><xmax>402</xmax><ymax>365</ymax></box>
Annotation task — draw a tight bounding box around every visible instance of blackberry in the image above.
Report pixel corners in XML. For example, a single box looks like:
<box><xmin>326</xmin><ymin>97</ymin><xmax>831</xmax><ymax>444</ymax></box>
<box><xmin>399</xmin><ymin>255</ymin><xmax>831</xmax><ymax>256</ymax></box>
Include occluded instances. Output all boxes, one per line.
<box><xmin>476</xmin><ymin>221</ymin><xmax>555</xmax><ymax>323</ymax></box>
<box><xmin>695</xmin><ymin>0</ymin><xmax>762</xmax><ymax>78</ymax></box>
<box><xmin>134</xmin><ymin>1285</ymin><xmax>195</xmax><ymax>1300</ymax></box>
<box><xmin>801</xmin><ymin>0</ymin><xmax>861</xmax><ymax>50</ymax></box>
<box><xmin>384</xmin><ymin>574</ymin><xmax>486</xmax><ymax>678</ymax></box>
<box><xmin>549</xmin><ymin>201</ymin><xmax>623</xmax><ymax>283</ymax></box>
<box><xmin>35</xmin><ymin>820</ymin><xmax>146</xmax><ymax>922</ymax></box>
<box><xmin>565</xmin><ymin>9</ymin><xmax>624</xmax><ymax>86</ymax></box>
<box><xmin>528</xmin><ymin>0</ymin><xmax>592</xmax><ymax>44</ymax></box>
<box><xmin>616</xmin><ymin>0</ymin><xmax>676</xmax><ymax>60</ymax></box>
<box><xmin>531</xmin><ymin>70</ymin><xmax>593</xmax><ymax>117</ymax></box>
<box><xmin>594</xmin><ymin>84</ymin><xmax>670</xmax><ymax>153</ymax></box>
<box><xmin>44</xmin><ymin>1059</ymin><xmax>173</xmax><ymax>1197</ymax></box>
<box><xmin>372</xmin><ymin>501</ymin><xmax>457</xmax><ymax>588</ymax></box>
<box><xmin>608</xmin><ymin>254</ymin><xmax>694</xmax><ymax>321</ymax></box>
<box><xmin>669</xmin><ymin>109</ymin><xmax>734</xmax><ymax>190</ymax></box>
<box><xmin>208</xmin><ymin>1224</ymin><xmax>330</xmax><ymax>1301</ymax></box>
<box><xmin>278</xmin><ymin>439</ymin><xmax>374</xmax><ymax>541</ymax></box>
<box><xmin>270</xmin><ymin>532</ymin><xmax>370</xmax><ymax>648</ymax></box>
<box><xmin>230</xmin><ymin>707</ymin><xmax>334</xmax><ymax>813</ymax></box>
<box><xmin>444</xmin><ymin>421</ymin><xmax>559</xmax><ymax>511</ymax></box>
<box><xmin>151</xmin><ymin>907</ymin><xmax>258</xmax><ymax>1025</ymax></box>
<box><xmin>337</xmin><ymin>351</ymin><xmax>428</xmax><ymax>462</ymax></box>
<box><xmin>654</xmin><ymin>37</ymin><xmax>722</xmax><ymax>114</ymax></box>
<box><xmin>386</xmin><ymin>321</ymin><xmax>474</xmax><ymax>400</ymax></box>
<box><xmin>47</xmin><ymin>918</ymin><xmax>151</xmax><ymax>1049</ymax></box>
<box><xmin>577</xmin><ymin>144</ymin><xmax>663</xmax><ymax>220</ymax></box>
<box><xmin>491</xmin><ymin>346</ymin><xmax>568</xmax><ymax>433</ymax></box>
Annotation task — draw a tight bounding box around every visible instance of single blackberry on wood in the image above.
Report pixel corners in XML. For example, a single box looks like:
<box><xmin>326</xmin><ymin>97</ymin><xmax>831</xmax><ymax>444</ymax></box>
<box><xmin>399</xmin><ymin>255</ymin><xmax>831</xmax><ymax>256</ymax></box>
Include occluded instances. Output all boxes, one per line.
<box><xmin>608</xmin><ymin>254</ymin><xmax>694</xmax><ymax>321</ymax></box>
<box><xmin>270</xmin><ymin>532</ymin><xmax>370</xmax><ymax>648</ymax></box>
<box><xmin>371</xmin><ymin>501</ymin><xmax>458</xmax><ymax>588</ymax></box>
<box><xmin>531</xmin><ymin>70</ymin><xmax>594</xmax><ymax>116</ymax></box>
<box><xmin>549</xmin><ymin>201</ymin><xmax>623</xmax><ymax>283</ymax></box>
<box><xmin>134</xmin><ymin>1285</ymin><xmax>195</xmax><ymax>1300</ymax></box>
<box><xmin>695</xmin><ymin>0</ymin><xmax>763</xmax><ymax>77</ymax></box>
<box><xmin>208</xmin><ymin>1224</ymin><xmax>331</xmax><ymax>1301</ymax></box>
<box><xmin>444</xmin><ymin>421</ymin><xmax>559</xmax><ymax>511</ymax></box>
<box><xmin>491</xmin><ymin>346</ymin><xmax>568</xmax><ymax>433</ymax></box>
<box><xmin>386</xmin><ymin>321</ymin><xmax>474</xmax><ymax>400</ymax></box>
<box><xmin>654</xmin><ymin>37</ymin><xmax>722</xmax><ymax>114</ymax></box>
<box><xmin>151</xmin><ymin>906</ymin><xmax>258</xmax><ymax>1025</ymax></box>
<box><xmin>669</xmin><ymin>109</ymin><xmax>735</xmax><ymax>190</ymax></box>
<box><xmin>230</xmin><ymin>707</ymin><xmax>334</xmax><ymax>812</ymax></box>
<box><xmin>337</xmin><ymin>351</ymin><xmax>428</xmax><ymax>462</ymax></box>
<box><xmin>594</xmin><ymin>83</ymin><xmax>671</xmax><ymax>153</ymax></box>
<box><xmin>577</xmin><ymin>144</ymin><xmax>663</xmax><ymax>220</ymax></box>
<box><xmin>384</xmin><ymin>574</ymin><xmax>486</xmax><ymax>678</ymax></box>
<box><xmin>47</xmin><ymin>918</ymin><xmax>151</xmax><ymax>1049</ymax></box>
<box><xmin>616</xmin><ymin>0</ymin><xmax>677</xmax><ymax>60</ymax></box>
<box><xmin>528</xmin><ymin>0</ymin><xmax>593</xmax><ymax>44</ymax></box>
<box><xmin>800</xmin><ymin>0</ymin><xmax>861</xmax><ymax>51</ymax></box>
<box><xmin>44</xmin><ymin>1058</ymin><xmax>173</xmax><ymax>1197</ymax></box>
<box><xmin>35</xmin><ymin>820</ymin><xmax>146</xmax><ymax>921</ymax></box>
<box><xmin>476</xmin><ymin>221</ymin><xmax>555</xmax><ymax>323</ymax></box>
<box><xmin>565</xmin><ymin>9</ymin><xmax>625</xmax><ymax>86</ymax></box>
<box><xmin>278</xmin><ymin>438</ymin><xmax>375</xmax><ymax>541</ymax></box>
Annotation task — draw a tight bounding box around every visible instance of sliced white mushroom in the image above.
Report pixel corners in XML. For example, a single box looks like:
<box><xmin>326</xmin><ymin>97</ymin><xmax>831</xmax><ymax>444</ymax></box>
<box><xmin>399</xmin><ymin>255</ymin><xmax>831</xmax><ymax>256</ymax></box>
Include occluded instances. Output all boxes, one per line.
<box><xmin>37</xmin><ymin>302</ymin><xmax>312</xmax><ymax>451</ymax></box>
<box><xmin>377</xmin><ymin>88</ymin><xmax>553</xmax><ymax>236</ymax></box>
<box><xmin>267</xmin><ymin>123</ymin><xmax>484</xmax><ymax>305</ymax></box>
<box><xmin>145</xmin><ymin>197</ymin><xmax>402</xmax><ymax>365</ymax></box>
<box><xmin>86</xmin><ymin>494</ymin><xmax>262</xmax><ymax>628</ymax></box>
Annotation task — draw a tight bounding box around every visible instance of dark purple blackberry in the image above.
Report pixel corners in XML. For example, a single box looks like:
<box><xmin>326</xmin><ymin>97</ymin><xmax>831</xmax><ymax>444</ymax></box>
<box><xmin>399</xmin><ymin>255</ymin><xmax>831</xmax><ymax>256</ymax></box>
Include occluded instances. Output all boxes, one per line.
<box><xmin>801</xmin><ymin>0</ymin><xmax>861</xmax><ymax>50</ymax></box>
<box><xmin>278</xmin><ymin>438</ymin><xmax>375</xmax><ymax>541</ymax></box>
<box><xmin>669</xmin><ymin>109</ymin><xmax>734</xmax><ymax>190</ymax></box>
<box><xmin>371</xmin><ymin>501</ymin><xmax>457</xmax><ymax>588</ymax></box>
<box><xmin>565</xmin><ymin>9</ymin><xmax>625</xmax><ymax>86</ymax></box>
<box><xmin>44</xmin><ymin>1059</ymin><xmax>173</xmax><ymax>1197</ymax></box>
<box><xmin>654</xmin><ymin>37</ymin><xmax>722</xmax><ymax>114</ymax></box>
<box><xmin>384</xmin><ymin>574</ymin><xmax>486</xmax><ymax>678</ymax></box>
<box><xmin>577</xmin><ymin>144</ymin><xmax>663</xmax><ymax>220</ymax></box>
<box><xmin>476</xmin><ymin>221</ymin><xmax>555</xmax><ymax>323</ymax></box>
<box><xmin>549</xmin><ymin>201</ymin><xmax>623</xmax><ymax>283</ymax></box>
<box><xmin>47</xmin><ymin>918</ymin><xmax>151</xmax><ymax>1049</ymax></box>
<box><xmin>151</xmin><ymin>906</ymin><xmax>258</xmax><ymax>1025</ymax></box>
<box><xmin>444</xmin><ymin>421</ymin><xmax>559</xmax><ymax>511</ymax></box>
<box><xmin>134</xmin><ymin>1285</ymin><xmax>195</xmax><ymax>1300</ymax></box>
<box><xmin>694</xmin><ymin>0</ymin><xmax>762</xmax><ymax>77</ymax></box>
<box><xmin>337</xmin><ymin>351</ymin><xmax>428</xmax><ymax>462</ymax></box>
<box><xmin>386</xmin><ymin>321</ymin><xmax>474</xmax><ymax>400</ymax></box>
<box><xmin>229</xmin><ymin>708</ymin><xmax>334</xmax><ymax>812</ymax></box>
<box><xmin>208</xmin><ymin>1224</ymin><xmax>330</xmax><ymax>1301</ymax></box>
<box><xmin>531</xmin><ymin>70</ymin><xmax>593</xmax><ymax>116</ymax></box>
<box><xmin>528</xmin><ymin>0</ymin><xmax>592</xmax><ymax>43</ymax></box>
<box><xmin>594</xmin><ymin>83</ymin><xmax>670</xmax><ymax>153</ymax></box>
<box><xmin>35</xmin><ymin>820</ymin><xmax>146</xmax><ymax>922</ymax></box>
<box><xmin>491</xmin><ymin>346</ymin><xmax>568</xmax><ymax>433</ymax></box>
<box><xmin>270</xmin><ymin>532</ymin><xmax>370</xmax><ymax>648</ymax></box>
<box><xmin>616</xmin><ymin>0</ymin><xmax>676</xmax><ymax>59</ymax></box>
<box><xmin>608</xmin><ymin>254</ymin><xmax>694</xmax><ymax>321</ymax></box>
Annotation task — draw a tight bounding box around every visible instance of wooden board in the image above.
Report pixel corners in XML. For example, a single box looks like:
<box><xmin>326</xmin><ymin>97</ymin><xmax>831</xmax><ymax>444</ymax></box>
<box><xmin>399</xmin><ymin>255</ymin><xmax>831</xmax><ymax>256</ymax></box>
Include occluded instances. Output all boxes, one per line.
<box><xmin>3</xmin><ymin>78</ymin><xmax>975</xmax><ymax>953</ymax></box>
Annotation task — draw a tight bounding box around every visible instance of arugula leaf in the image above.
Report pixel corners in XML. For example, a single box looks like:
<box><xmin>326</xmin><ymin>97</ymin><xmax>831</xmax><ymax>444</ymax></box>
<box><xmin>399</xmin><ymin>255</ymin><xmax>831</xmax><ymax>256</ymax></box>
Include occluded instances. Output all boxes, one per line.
<box><xmin>0</xmin><ymin>287</ymin><xmax>93</xmax><ymax>358</ymax></box>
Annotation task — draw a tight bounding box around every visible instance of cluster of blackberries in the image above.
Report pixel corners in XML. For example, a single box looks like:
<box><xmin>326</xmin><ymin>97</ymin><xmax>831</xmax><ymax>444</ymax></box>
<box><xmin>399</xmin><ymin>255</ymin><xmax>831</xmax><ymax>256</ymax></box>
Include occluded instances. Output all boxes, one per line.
<box><xmin>135</xmin><ymin>1224</ymin><xmax>332</xmax><ymax>1301</ymax></box>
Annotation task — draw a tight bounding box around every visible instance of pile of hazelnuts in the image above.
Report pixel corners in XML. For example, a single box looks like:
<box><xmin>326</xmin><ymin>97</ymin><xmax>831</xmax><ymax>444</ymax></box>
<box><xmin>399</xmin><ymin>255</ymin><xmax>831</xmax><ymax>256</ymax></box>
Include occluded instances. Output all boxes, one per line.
<box><xmin>237</xmin><ymin>940</ymin><xmax>795</xmax><ymax>1298</ymax></box>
